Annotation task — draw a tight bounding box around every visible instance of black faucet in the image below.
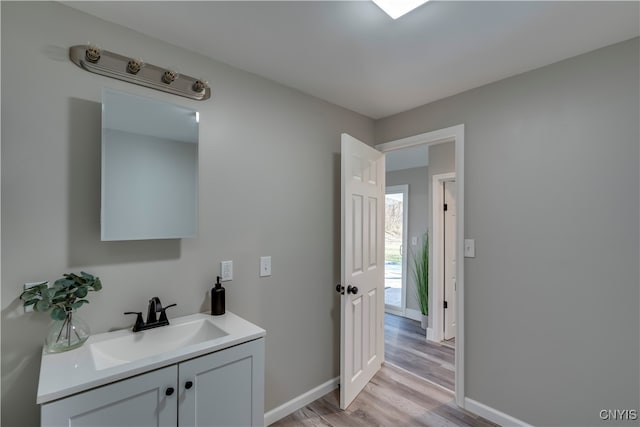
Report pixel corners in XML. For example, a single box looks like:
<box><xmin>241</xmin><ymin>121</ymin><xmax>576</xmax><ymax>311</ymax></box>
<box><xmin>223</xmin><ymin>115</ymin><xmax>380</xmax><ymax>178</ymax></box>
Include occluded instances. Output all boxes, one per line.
<box><xmin>124</xmin><ymin>297</ymin><xmax>177</xmax><ymax>332</ymax></box>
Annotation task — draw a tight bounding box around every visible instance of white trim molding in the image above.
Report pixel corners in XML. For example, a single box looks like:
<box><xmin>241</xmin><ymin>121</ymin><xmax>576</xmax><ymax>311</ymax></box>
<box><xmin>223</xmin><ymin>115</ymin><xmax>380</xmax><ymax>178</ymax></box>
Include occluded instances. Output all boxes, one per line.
<box><xmin>426</xmin><ymin>327</ymin><xmax>436</xmax><ymax>342</ymax></box>
<box><xmin>431</xmin><ymin>172</ymin><xmax>456</xmax><ymax>344</ymax></box>
<box><xmin>376</xmin><ymin>123</ymin><xmax>465</xmax><ymax>407</ymax></box>
<box><xmin>264</xmin><ymin>377</ymin><xmax>339</xmax><ymax>426</ymax></box>
<box><xmin>404</xmin><ymin>308</ymin><xmax>423</xmax><ymax>322</ymax></box>
<box><xmin>464</xmin><ymin>398</ymin><xmax>534</xmax><ymax>427</ymax></box>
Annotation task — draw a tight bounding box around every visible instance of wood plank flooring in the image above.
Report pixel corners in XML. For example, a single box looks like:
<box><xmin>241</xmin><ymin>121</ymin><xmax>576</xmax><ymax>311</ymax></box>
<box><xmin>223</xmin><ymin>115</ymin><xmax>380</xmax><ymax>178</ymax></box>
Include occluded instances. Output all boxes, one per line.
<box><xmin>384</xmin><ymin>313</ymin><xmax>455</xmax><ymax>391</ymax></box>
<box><xmin>271</xmin><ymin>314</ymin><xmax>493</xmax><ymax>427</ymax></box>
<box><xmin>270</xmin><ymin>363</ymin><xmax>497</xmax><ymax>427</ymax></box>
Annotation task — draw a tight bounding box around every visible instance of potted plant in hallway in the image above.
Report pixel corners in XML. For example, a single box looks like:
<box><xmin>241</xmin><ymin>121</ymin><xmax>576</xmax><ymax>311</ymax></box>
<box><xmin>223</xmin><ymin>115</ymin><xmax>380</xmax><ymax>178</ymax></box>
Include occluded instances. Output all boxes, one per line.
<box><xmin>20</xmin><ymin>271</ymin><xmax>102</xmax><ymax>353</ymax></box>
<box><xmin>413</xmin><ymin>233</ymin><xmax>429</xmax><ymax>329</ymax></box>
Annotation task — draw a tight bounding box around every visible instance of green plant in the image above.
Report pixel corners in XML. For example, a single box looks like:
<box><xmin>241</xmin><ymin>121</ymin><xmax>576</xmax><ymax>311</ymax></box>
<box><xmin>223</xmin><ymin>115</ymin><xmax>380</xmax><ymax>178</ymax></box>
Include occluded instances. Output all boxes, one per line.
<box><xmin>20</xmin><ymin>272</ymin><xmax>102</xmax><ymax>320</ymax></box>
<box><xmin>412</xmin><ymin>233</ymin><xmax>429</xmax><ymax>316</ymax></box>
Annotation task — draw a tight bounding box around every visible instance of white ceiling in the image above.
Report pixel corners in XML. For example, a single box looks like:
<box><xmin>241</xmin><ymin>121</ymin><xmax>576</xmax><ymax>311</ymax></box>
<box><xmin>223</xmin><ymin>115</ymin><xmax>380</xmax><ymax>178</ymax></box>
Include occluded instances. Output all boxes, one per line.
<box><xmin>65</xmin><ymin>1</ymin><xmax>639</xmax><ymax>119</ymax></box>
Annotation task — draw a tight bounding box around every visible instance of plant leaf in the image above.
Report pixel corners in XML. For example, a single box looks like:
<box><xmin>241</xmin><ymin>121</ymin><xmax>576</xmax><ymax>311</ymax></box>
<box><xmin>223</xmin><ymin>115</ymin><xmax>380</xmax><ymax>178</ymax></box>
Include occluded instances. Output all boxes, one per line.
<box><xmin>71</xmin><ymin>301</ymin><xmax>85</xmax><ymax>309</ymax></box>
<box><xmin>51</xmin><ymin>307</ymin><xmax>66</xmax><ymax>321</ymax></box>
<box><xmin>92</xmin><ymin>278</ymin><xmax>102</xmax><ymax>291</ymax></box>
<box><xmin>67</xmin><ymin>273</ymin><xmax>84</xmax><ymax>284</ymax></box>
<box><xmin>35</xmin><ymin>299</ymin><xmax>51</xmax><ymax>312</ymax></box>
<box><xmin>75</xmin><ymin>287</ymin><xmax>88</xmax><ymax>298</ymax></box>
<box><xmin>55</xmin><ymin>278</ymin><xmax>74</xmax><ymax>288</ymax></box>
<box><xmin>19</xmin><ymin>291</ymin><xmax>36</xmax><ymax>301</ymax></box>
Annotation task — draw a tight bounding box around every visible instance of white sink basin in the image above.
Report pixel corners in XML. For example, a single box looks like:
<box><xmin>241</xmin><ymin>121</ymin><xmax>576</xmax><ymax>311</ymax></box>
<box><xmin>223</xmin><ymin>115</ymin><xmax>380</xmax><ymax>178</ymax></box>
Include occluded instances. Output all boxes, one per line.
<box><xmin>38</xmin><ymin>312</ymin><xmax>266</xmax><ymax>404</ymax></box>
<box><xmin>90</xmin><ymin>318</ymin><xmax>228</xmax><ymax>370</ymax></box>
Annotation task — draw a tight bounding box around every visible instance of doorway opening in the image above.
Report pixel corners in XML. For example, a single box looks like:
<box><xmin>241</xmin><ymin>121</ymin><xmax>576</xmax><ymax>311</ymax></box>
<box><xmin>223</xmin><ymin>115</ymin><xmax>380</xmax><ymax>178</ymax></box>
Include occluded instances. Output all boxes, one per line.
<box><xmin>384</xmin><ymin>185</ymin><xmax>408</xmax><ymax>315</ymax></box>
<box><xmin>376</xmin><ymin>124</ymin><xmax>465</xmax><ymax>406</ymax></box>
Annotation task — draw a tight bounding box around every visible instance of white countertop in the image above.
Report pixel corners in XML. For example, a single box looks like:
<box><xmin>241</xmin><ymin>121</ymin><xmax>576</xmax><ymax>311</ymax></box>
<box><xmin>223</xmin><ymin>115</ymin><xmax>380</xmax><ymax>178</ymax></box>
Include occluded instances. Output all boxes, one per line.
<box><xmin>37</xmin><ymin>311</ymin><xmax>265</xmax><ymax>404</ymax></box>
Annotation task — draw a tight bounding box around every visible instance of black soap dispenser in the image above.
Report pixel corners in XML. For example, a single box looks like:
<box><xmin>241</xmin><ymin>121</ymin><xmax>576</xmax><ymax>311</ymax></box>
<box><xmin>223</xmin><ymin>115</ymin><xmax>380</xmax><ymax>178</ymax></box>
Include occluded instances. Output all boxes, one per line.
<box><xmin>211</xmin><ymin>276</ymin><xmax>225</xmax><ymax>316</ymax></box>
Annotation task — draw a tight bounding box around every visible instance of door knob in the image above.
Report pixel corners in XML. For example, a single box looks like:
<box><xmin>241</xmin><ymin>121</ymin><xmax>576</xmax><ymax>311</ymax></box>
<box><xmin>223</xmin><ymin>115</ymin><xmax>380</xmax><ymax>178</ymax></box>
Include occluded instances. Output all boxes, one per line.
<box><xmin>347</xmin><ymin>285</ymin><xmax>358</xmax><ymax>295</ymax></box>
<box><xmin>165</xmin><ymin>387</ymin><xmax>175</xmax><ymax>396</ymax></box>
<box><xmin>185</xmin><ymin>380</ymin><xmax>193</xmax><ymax>390</ymax></box>
<box><xmin>336</xmin><ymin>284</ymin><xmax>345</xmax><ymax>295</ymax></box>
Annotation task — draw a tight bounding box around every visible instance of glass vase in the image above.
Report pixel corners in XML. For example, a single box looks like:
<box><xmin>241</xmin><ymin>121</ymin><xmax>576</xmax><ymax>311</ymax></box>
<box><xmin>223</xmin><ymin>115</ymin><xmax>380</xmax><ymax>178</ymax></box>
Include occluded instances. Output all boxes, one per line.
<box><xmin>45</xmin><ymin>309</ymin><xmax>90</xmax><ymax>353</ymax></box>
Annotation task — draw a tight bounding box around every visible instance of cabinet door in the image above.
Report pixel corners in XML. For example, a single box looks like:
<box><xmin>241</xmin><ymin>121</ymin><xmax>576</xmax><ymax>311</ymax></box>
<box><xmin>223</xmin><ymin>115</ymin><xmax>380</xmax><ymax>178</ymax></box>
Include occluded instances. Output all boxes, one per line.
<box><xmin>178</xmin><ymin>339</ymin><xmax>264</xmax><ymax>427</ymax></box>
<box><xmin>42</xmin><ymin>365</ymin><xmax>177</xmax><ymax>427</ymax></box>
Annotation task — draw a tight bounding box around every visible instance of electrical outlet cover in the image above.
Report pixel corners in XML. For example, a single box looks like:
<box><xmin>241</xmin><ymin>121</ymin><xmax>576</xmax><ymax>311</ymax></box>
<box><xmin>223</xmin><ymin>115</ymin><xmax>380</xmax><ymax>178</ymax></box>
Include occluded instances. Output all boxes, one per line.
<box><xmin>260</xmin><ymin>256</ymin><xmax>272</xmax><ymax>277</ymax></box>
<box><xmin>220</xmin><ymin>261</ymin><xmax>233</xmax><ymax>281</ymax></box>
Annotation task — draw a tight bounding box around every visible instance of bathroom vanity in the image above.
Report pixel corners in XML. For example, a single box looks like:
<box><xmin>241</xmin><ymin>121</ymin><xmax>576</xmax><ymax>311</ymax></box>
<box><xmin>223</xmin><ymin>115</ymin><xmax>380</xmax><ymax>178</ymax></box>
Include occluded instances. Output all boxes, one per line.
<box><xmin>37</xmin><ymin>312</ymin><xmax>265</xmax><ymax>427</ymax></box>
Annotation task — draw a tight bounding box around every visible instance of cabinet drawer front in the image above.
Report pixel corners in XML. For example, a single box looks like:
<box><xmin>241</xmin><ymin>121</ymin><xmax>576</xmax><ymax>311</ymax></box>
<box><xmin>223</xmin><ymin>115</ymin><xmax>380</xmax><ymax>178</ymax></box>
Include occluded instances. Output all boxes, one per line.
<box><xmin>179</xmin><ymin>339</ymin><xmax>264</xmax><ymax>427</ymax></box>
<box><xmin>42</xmin><ymin>365</ymin><xmax>177</xmax><ymax>427</ymax></box>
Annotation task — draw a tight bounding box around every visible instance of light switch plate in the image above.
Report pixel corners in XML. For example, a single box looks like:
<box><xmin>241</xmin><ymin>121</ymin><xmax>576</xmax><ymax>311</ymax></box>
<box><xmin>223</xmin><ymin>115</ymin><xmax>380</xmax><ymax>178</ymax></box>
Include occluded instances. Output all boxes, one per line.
<box><xmin>260</xmin><ymin>256</ymin><xmax>272</xmax><ymax>277</ymax></box>
<box><xmin>464</xmin><ymin>239</ymin><xmax>476</xmax><ymax>258</ymax></box>
<box><xmin>220</xmin><ymin>261</ymin><xmax>233</xmax><ymax>281</ymax></box>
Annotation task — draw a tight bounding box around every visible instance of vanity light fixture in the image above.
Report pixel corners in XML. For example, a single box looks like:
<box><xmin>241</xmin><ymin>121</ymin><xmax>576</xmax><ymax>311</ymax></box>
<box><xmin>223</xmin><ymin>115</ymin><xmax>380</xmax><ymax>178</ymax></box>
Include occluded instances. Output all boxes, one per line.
<box><xmin>161</xmin><ymin>69</ymin><xmax>179</xmax><ymax>84</ymax></box>
<box><xmin>126</xmin><ymin>58</ymin><xmax>144</xmax><ymax>75</ymax></box>
<box><xmin>85</xmin><ymin>44</ymin><xmax>101</xmax><ymax>63</ymax></box>
<box><xmin>372</xmin><ymin>0</ymin><xmax>429</xmax><ymax>19</ymax></box>
<box><xmin>192</xmin><ymin>79</ymin><xmax>208</xmax><ymax>93</ymax></box>
<box><xmin>69</xmin><ymin>44</ymin><xmax>211</xmax><ymax>101</ymax></box>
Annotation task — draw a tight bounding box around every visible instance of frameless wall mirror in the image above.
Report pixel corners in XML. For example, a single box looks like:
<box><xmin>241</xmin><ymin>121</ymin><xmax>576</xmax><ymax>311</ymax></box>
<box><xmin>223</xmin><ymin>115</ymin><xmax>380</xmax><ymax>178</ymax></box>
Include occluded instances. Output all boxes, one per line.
<box><xmin>101</xmin><ymin>88</ymin><xmax>198</xmax><ymax>241</ymax></box>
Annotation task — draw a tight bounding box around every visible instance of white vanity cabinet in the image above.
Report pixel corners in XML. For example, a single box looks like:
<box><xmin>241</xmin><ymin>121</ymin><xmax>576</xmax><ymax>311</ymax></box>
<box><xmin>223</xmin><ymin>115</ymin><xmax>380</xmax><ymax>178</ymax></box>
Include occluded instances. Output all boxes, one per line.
<box><xmin>178</xmin><ymin>338</ymin><xmax>264</xmax><ymax>426</ymax></box>
<box><xmin>41</xmin><ymin>339</ymin><xmax>264</xmax><ymax>427</ymax></box>
<box><xmin>42</xmin><ymin>365</ymin><xmax>177</xmax><ymax>426</ymax></box>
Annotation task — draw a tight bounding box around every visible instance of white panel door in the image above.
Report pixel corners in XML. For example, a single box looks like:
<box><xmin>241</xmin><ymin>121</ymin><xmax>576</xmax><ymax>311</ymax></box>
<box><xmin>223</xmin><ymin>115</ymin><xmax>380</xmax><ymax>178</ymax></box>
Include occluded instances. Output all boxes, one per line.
<box><xmin>178</xmin><ymin>339</ymin><xmax>264</xmax><ymax>427</ymax></box>
<box><xmin>41</xmin><ymin>365</ymin><xmax>177</xmax><ymax>427</ymax></box>
<box><xmin>340</xmin><ymin>133</ymin><xmax>385</xmax><ymax>409</ymax></box>
<box><xmin>444</xmin><ymin>180</ymin><xmax>457</xmax><ymax>340</ymax></box>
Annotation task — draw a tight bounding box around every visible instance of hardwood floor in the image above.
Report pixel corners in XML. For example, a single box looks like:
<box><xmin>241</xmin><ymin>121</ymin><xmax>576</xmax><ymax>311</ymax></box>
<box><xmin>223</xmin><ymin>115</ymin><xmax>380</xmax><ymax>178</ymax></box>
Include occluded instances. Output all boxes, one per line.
<box><xmin>271</xmin><ymin>314</ymin><xmax>490</xmax><ymax>427</ymax></box>
<box><xmin>270</xmin><ymin>363</ymin><xmax>497</xmax><ymax>427</ymax></box>
<box><xmin>384</xmin><ymin>313</ymin><xmax>455</xmax><ymax>391</ymax></box>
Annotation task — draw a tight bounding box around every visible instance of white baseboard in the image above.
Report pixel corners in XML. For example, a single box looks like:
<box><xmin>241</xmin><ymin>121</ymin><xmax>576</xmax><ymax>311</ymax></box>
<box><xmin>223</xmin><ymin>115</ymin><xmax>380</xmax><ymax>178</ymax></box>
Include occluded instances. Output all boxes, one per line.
<box><xmin>426</xmin><ymin>327</ymin><xmax>435</xmax><ymax>341</ymax></box>
<box><xmin>404</xmin><ymin>308</ymin><xmax>422</xmax><ymax>322</ymax></box>
<box><xmin>264</xmin><ymin>377</ymin><xmax>339</xmax><ymax>426</ymax></box>
<box><xmin>464</xmin><ymin>398</ymin><xmax>533</xmax><ymax>427</ymax></box>
<box><xmin>385</xmin><ymin>306</ymin><xmax>405</xmax><ymax>317</ymax></box>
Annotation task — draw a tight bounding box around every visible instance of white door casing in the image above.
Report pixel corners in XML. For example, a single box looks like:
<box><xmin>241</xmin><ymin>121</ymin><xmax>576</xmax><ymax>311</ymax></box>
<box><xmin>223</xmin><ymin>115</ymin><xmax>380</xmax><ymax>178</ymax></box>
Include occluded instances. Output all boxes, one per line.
<box><xmin>340</xmin><ymin>133</ymin><xmax>385</xmax><ymax>409</ymax></box>
<box><xmin>376</xmin><ymin>124</ymin><xmax>464</xmax><ymax>407</ymax></box>
<box><xmin>443</xmin><ymin>180</ymin><xmax>457</xmax><ymax>340</ymax></box>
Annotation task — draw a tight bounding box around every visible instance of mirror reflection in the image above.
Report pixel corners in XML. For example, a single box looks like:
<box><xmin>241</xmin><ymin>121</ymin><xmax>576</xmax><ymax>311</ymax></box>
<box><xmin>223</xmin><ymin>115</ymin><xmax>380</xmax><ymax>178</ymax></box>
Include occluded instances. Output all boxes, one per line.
<box><xmin>101</xmin><ymin>89</ymin><xmax>198</xmax><ymax>241</ymax></box>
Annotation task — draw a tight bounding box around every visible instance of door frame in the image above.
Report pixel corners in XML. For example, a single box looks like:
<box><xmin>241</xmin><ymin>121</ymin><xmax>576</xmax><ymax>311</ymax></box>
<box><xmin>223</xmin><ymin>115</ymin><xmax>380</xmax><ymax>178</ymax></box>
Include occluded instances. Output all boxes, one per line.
<box><xmin>384</xmin><ymin>184</ymin><xmax>409</xmax><ymax>316</ymax></box>
<box><xmin>376</xmin><ymin>124</ymin><xmax>465</xmax><ymax>407</ymax></box>
<box><xmin>431</xmin><ymin>173</ymin><xmax>456</xmax><ymax>343</ymax></box>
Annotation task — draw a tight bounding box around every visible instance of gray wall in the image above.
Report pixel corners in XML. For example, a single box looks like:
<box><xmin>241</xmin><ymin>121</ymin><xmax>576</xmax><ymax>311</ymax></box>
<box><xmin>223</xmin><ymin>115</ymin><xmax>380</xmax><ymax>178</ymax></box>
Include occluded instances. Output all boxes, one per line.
<box><xmin>0</xmin><ymin>3</ymin><xmax>373</xmax><ymax>426</ymax></box>
<box><xmin>376</xmin><ymin>38</ymin><xmax>640</xmax><ymax>426</ymax></box>
<box><xmin>2</xmin><ymin>3</ymin><xmax>638</xmax><ymax>427</ymax></box>
<box><xmin>386</xmin><ymin>166</ymin><xmax>429</xmax><ymax>312</ymax></box>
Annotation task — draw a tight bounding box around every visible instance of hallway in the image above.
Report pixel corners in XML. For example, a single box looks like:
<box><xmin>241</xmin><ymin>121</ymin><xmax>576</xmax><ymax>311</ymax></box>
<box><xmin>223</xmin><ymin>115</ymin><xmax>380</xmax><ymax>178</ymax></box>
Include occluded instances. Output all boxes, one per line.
<box><xmin>385</xmin><ymin>313</ymin><xmax>455</xmax><ymax>391</ymax></box>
